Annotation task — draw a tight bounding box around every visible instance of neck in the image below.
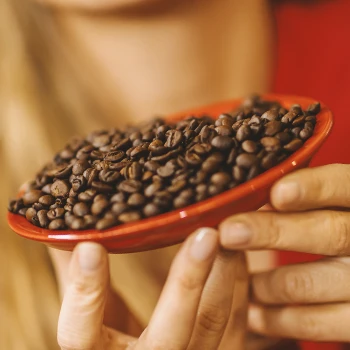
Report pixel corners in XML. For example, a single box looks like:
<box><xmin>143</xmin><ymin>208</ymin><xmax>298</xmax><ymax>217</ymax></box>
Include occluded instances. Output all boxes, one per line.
<box><xmin>57</xmin><ymin>0</ymin><xmax>274</xmax><ymax>124</ymax></box>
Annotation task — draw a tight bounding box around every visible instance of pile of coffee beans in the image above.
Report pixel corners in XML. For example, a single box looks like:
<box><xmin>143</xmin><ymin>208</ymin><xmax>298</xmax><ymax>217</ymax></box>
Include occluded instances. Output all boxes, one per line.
<box><xmin>8</xmin><ymin>96</ymin><xmax>320</xmax><ymax>230</ymax></box>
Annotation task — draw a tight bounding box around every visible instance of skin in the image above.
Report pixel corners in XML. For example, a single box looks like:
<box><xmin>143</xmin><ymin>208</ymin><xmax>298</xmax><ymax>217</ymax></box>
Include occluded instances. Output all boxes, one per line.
<box><xmin>220</xmin><ymin>164</ymin><xmax>350</xmax><ymax>342</ymax></box>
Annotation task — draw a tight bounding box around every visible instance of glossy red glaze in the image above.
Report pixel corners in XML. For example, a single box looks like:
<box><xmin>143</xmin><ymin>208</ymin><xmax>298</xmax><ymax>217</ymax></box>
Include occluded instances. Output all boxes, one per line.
<box><xmin>7</xmin><ymin>94</ymin><xmax>333</xmax><ymax>253</ymax></box>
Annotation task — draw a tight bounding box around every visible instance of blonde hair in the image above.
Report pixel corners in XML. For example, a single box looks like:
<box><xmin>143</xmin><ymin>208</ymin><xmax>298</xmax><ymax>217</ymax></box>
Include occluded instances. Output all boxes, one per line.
<box><xmin>0</xmin><ymin>1</ymin><xmax>116</xmax><ymax>349</ymax></box>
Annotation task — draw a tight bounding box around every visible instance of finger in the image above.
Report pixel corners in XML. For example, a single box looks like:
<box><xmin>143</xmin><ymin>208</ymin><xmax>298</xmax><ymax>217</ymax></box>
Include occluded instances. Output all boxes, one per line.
<box><xmin>248</xmin><ymin>303</ymin><xmax>350</xmax><ymax>342</ymax></box>
<box><xmin>187</xmin><ymin>250</ymin><xmax>240</xmax><ymax>350</ymax></box>
<box><xmin>219</xmin><ymin>210</ymin><xmax>350</xmax><ymax>256</ymax></box>
<box><xmin>270</xmin><ymin>164</ymin><xmax>350</xmax><ymax>211</ymax></box>
<box><xmin>138</xmin><ymin>228</ymin><xmax>218</xmax><ymax>350</ymax></box>
<box><xmin>219</xmin><ymin>252</ymin><xmax>249</xmax><ymax>350</ymax></box>
<box><xmin>58</xmin><ymin>243</ymin><xmax>109</xmax><ymax>350</ymax></box>
<box><xmin>252</xmin><ymin>257</ymin><xmax>350</xmax><ymax>305</ymax></box>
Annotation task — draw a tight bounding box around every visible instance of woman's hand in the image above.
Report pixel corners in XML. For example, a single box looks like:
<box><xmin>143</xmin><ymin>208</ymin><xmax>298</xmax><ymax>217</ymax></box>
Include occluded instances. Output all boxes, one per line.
<box><xmin>56</xmin><ymin>228</ymin><xmax>248</xmax><ymax>350</ymax></box>
<box><xmin>219</xmin><ymin>164</ymin><xmax>350</xmax><ymax>343</ymax></box>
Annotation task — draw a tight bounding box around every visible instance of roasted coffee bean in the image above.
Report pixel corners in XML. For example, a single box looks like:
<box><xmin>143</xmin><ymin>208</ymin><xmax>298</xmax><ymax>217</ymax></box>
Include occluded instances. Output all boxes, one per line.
<box><xmin>143</xmin><ymin>203</ymin><xmax>162</xmax><ymax>217</ymax></box>
<box><xmin>47</xmin><ymin>207</ymin><xmax>65</xmax><ymax>220</ymax></box>
<box><xmin>192</xmin><ymin>143</ymin><xmax>212</xmax><ymax>156</ymax></box>
<box><xmin>157</xmin><ymin>165</ymin><xmax>175</xmax><ymax>178</ymax></box>
<box><xmin>73</xmin><ymin>202</ymin><xmax>89</xmax><ymax>217</ymax></box>
<box><xmin>211</xmin><ymin>172</ymin><xmax>231</xmax><ymax>187</ymax></box>
<box><xmin>69</xmin><ymin>188</ymin><xmax>78</xmax><ymax>198</ymax></box>
<box><xmin>96</xmin><ymin>217</ymin><xmax>118</xmax><ymax>230</ymax></box>
<box><xmin>119</xmin><ymin>212</ymin><xmax>142</xmax><ymax>224</ymax></box>
<box><xmin>164</xmin><ymin>130</ymin><xmax>183</xmax><ymax>148</ymax></box>
<box><xmin>215</xmin><ymin>125</ymin><xmax>233</xmax><ymax>136</ymax></box>
<box><xmin>242</xmin><ymin>140</ymin><xmax>258</xmax><ymax>154</ymax></box>
<box><xmin>76</xmin><ymin>145</ymin><xmax>94</xmax><ymax>160</ymax></box>
<box><xmin>281</xmin><ymin>111</ymin><xmax>298</xmax><ymax>123</ymax></box>
<box><xmin>185</xmin><ymin>151</ymin><xmax>202</xmax><ymax>166</ymax></box>
<box><xmin>91</xmin><ymin>181</ymin><xmax>113</xmax><ymax>193</ymax></box>
<box><xmin>168</xmin><ymin>180</ymin><xmax>187</xmax><ymax>193</ymax></box>
<box><xmin>291</xmin><ymin>127</ymin><xmax>302</xmax><ymax>138</ymax></box>
<box><xmin>41</xmin><ymin>184</ymin><xmax>52</xmax><ymax>194</ymax></box>
<box><xmin>78</xmin><ymin>189</ymin><xmax>97</xmax><ymax>202</ymax></box>
<box><xmin>70</xmin><ymin>218</ymin><xmax>86</xmax><ymax>230</ymax></box>
<box><xmin>292</xmin><ymin>115</ymin><xmax>305</xmax><ymax>127</ymax></box>
<box><xmin>261</xmin><ymin>109</ymin><xmax>279</xmax><ymax>121</ymax></box>
<box><xmin>110</xmin><ymin>192</ymin><xmax>126</xmax><ymax>203</ymax></box>
<box><xmin>261</xmin><ymin>153</ymin><xmax>278</xmax><ymax>169</ymax></box>
<box><xmin>127</xmin><ymin>193</ymin><xmax>146</xmax><ymax>207</ymax></box>
<box><xmin>236</xmin><ymin>154</ymin><xmax>258</xmax><ymax>169</ymax></box>
<box><xmin>174</xmin><ymin>196</ymin><xmax>191</xmax><ymax>209</ymax></box>
<box><xmin>264</xmin><ymin>121</ymin><xmax>282</xmax><ymax>136</ymax></box>
<box><xmin>142</xmin><ymin>171</ymin><xmax>153</xmax><ymax>182</ymax></box>
<box><xmin>153</xmin><ymin>191</ymin><xmax>173</xmax><ymax>208</ymax></box>
<box><xmin>37</xmin><ymin>210</ymin><xmax>50</xmax><ymax>228</ymax></box>
<box><xmin>23</xmin><ymin>190</ymin><xmax>43</xmax><ymax>206</ymax></box>
<box><xmin>32</xmin><ymin>202</ymin><xmax>44</xmax><ymax>211</ymax></box>
<box><xmin>84</xmin><ymin>215</ymin><xmax>98</xmax><ymax>228</ymax></box>
<box><xmin>284</xmin><ymin>139</ymin><xmax>303</xmax><ymax>152</ymax></box>
<box><xmin>71</xmin><ymin>176</ymin><xmax>86</xmax><ymax>192</ymax></box>
<box><xmin>111</xmin><ymin>202</ymin><xmax>128</xmax><ymax>216</ymax></box>
<box><xmin>26</xmin><ymin>208</ymin><xmax>38</xmax><ymax>225</ymax></box>
<box><xmin>189</xmin><ymin>171</ymin><xmax>207</xmax><ymax>185</ymax></box>
<box><xmin>89</xmin><ymin>150</ymin><xmax>104</xmax><ymax>160</ymax></box>
<box><xmin>305</xmin><ymin>115</ymin><xmax>317</xmax><ymax>125</ymax></box>
<box><xmin>276</xmin><ymin>132</ymin><xmax>292</xmax><ymax>145</ymax></box>
<box><xmin>247</xmin><ymin>165</ymin><xmax>261</xmax><ymax>180</ymax></box>
<box><xmin>202</xmin><ymin>153</ymin><xmax>225</xmax><ymax>173</ymax></box>
<box><xmin>236</xmin><ymin>125</ymin><xmax>251</xmax><ymax>142</ymax></box>
<box><xmin>92</xmin><ymin>134</ymin><xmax>110</xmax><ymax>148</ymax></box>
<box><xmin>260</xmin><ymin>137</ymin><xmax>281</xmax><ymax>152</ymax></box>
<box><xmin>99</xmin><ymin>169</ymin><xmax>120</xmax><ymax>183</ymax></box>
<box><xmin>118</xmin><ymin>180</ymin><xmax>142</xmax><ymax>194</ymax></box>
<box><xmin>211</xmin><ymin>135</ymin><xmax>234</xmax><ymax>151</ymax></box>
<box><xmin>179</xmin><ymin>188</ymin><xmax>195</xmax><ymax>199</ymax></box>
<box><xmin>226</xmin><ymin>148</ymin><xmax>237</xmax><ymax>165</ymax></box>
<box><xmin>49</xmin><ymin>219</ymin><xmax>65</xmax><ymax>230</ymax></box>
<box><xmin>148</xmin><ymin>140</ymin><xmax>166</xmax><ymax>156</ymax></box>
<box><xmin>18</xmin><ymin>207</ymin><xmax>28</xmax><ymax>216</ymax></box>
<box><xmin>124</xmin><ymin>162</ymin><xmax>142</xmax><ymax>180</ymax></box>
<box><xmin>72</xmin><ymin>160</ymin><xmax>90</xmax><ymax>176</ymax></box>
<box><xmin>208</xmin><ymin>184</ymin><xmax>225</xmax><ymax>196</ymax></box>
<box><xmin>300</xmin><ymin>128</ymin><xmax>313</xmax><ymax>140</ymax></box>
<box><xmin>129</xmin><ymin>132</ymin><xmax>142</xmax><ymax>142</ymax></box>
<box><xmin>111</xmin><ymin>138</ymin><xmax>132</xmax><ymax>151</ymax></box>
<box><xmin>104</xmin><ymin>150</ymin><xmax>125</xmax><ymax>162</ymax></box>
<box><xmin>144</xmin><ymin>182</ymin><xmax>162</xmax><ymax>197</ymax></box>
<box><xmin>83</xmin><ymin>168</ymin><xmax>99</xmax><ymax>186</ymax></box>
<box><xmin>144</xmin><ymin>161</ymin><xmax>160</xmax><ymax>172</ymax></box>
<box><xmin>307</xmin><ymin>102</ymin><xmax>321</xmax><ymax>115</ymax></box>
<box><xmin>53</xmin><ymin>165</ymin><xmax>73</xmax><ymax>179</ymax></box>
<box><xmin>51</xmin><ymin>180</ymin><xmax>69</xmax><ymax>197</ymax></box>
<box><xmin>64</xmin><ymin>213</ymin><xmax>76</xmax><ymax>227</ymax></box>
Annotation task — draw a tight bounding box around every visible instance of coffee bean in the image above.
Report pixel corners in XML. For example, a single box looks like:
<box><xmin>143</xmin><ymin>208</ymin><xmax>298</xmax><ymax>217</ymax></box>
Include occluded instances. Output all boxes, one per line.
<box><xmin>179</xmin><ymin>188</ymin><xmax>195</xmax><ymax>199</ymax></box>
<box><xmin>300</xmin><ymin>128</ymin><xmax>313</xmax><ymax>140</ymax></box>
<box><xmin>215</xmin><ymin>125</ymin><xmax>233</xmax><ymax>136</ymax></box>
<box><xmin>264</xmin><ymin>121</ymin><xmax>282</xmax><ymax>136</ymax></box>
<box><xmin>111</xmin><ymin>202</ymin><xmax>128</xmax><ymax>216</ymax></box>
<box><xmin>290</xmin><ymin>104</ymin><xmax>302</xmax><ymax>115</ymax></box>
<box><xmin>211</xmin><ymin>172</ymin><xmax>231</xmax><ymax>187</ymax></box>
<box><xmin>72</xmin><ymin>160</ymin><xmax>90</xmax><ymax>176</ymax></box>
<box><xmin>84</xmin><ymin>215</ymin><xmax>98</xmax><ymax>228</ymax></box>
<box><xmin>291</xmin><ymin>127</ymin><xmax>301</xmax><ymax>138</ymax></box>
<box><xmin>292</xmin><ymin>115</ymin><xmax>305</xmax><ymax>127</ymax></box>
<box><xmin>71</xmin><ymin>176</ymin><xmax>86</xmax><ymax>192</ymax></box>
<box><xmin>284</xmin><ymin>139</ymin><xmax>303</xmax><ymax>152</ymax></box>
<box><xmin>78</xmin><ymin>189</ymin><xmax>97</xmax><ymax>202</ymax></box>
<box><xmin>83</xmin><ymin>168</ymin><xmax>99</xmax><ymax>186</ymax></box>
<box><xmin>104</xmin><ymin>150</ymin><xmax>125</xmax><ymax>162</ymax></box>
<box><xmin>127</xmin><ymin>193</ymin><xmax>145</xmax><ymax>207</ymax></box>
<box><xmin>174</xmin><ymin>196</ymin><xmax>191</xmax><ymax>209</ymax></box>
<box><xmin>307</xmin><ymin>102</ymin><xmax>321</xmax><ymax>115</ymax></box>
<box><xmin>143</xmin><ymin>203</ymin><xmax>162</xmax><ymax>217</ymax></box>
<box><xmin>51</xmin><ymin>180</ymin><xmax>70</xmax><ymax>197</ymax></box>
<box><xmin>281</xmin><ymin>111</ymin><xmax>298</xmax><ymax>123</ymax></box>
<box><xmin>92</xmin><ymin>134</ymin><xmax>110</xmax><ymax>148</ymax></box>
<box><xmin>39</xmin><ymin>195</ymin><xmax>55</xmax><ymax>206</ymax></box>
<box><xmin>211</xmin><ymin>135</ymin><xmax>233</xmax><ymax>151</ymax></box>
<box><xmin>242</xmin><ymin>140</ymin><xmax>258</xmax><ymax>154</ymax></box>
<box><xmin>275</xmin><ymin>132</ymin><xmax>292</xmax><ymax>145</ymax></box>
<box><xmin>18</xmin><ymin>208</ymin><xmax>28</xmax><ymax>216</ymax></box>
<box><xmin>48</xmin><ymin>219</ymin><xmax>65</xmax><ymax>230</ymax></box>
<box><xmin>144</xmin><ymin>181</ymin><xmax>162</xmax><ymax>197</ymax></box>
<box><xmin>26</xmin><ymin>208</ymin><xmax>38</xmax><ymax>225</ymax></box>
<box><xmin>157</xmin><ymin>165</ymin><xmax>175</xmax><ymax>178</ymax></box>
<box><xmin>64</xmin><ymin>213</ymin><xmax>76</xmax><ymax>227</ymax></box>
<box><xmin>23</xmin><ymin>190</ymin><xmax>43</xmax><ymax>206</ymax></box>
<box><xmin>261</xmin><ymin>109</ymin><xmax>279</xmax><ymax>121</ymax></box>
<box><xmin>202</xmin><ymin>153</ymin><xmax>225</xmax><ymax>173</ymax></box>
<box><xmin>236</xmin><ymin>154</ymin><xmax>258</xmax><ymax>169</ymax></box>
<box><xmin>72</xmin><ymin>202</ymin><xmax>89</xmax><ymax>217</ymax></box>
<box><xmin>168</xmin><ymin>180</ymin><xmax>187</xmax><ymax>193</ymax></box>
<box><xmin>70</xmin><ymin>218</ymin><xmax>86</xmax><ymax>230</ymax></box>
<box><xmin>117</xmin><ymin>180</ymin><xmax>142</xmax><ymax>194</ymax></box>
<box><xmin>92</xmin><ymin>181</ymin><xmax>113</xmax><ymax>193</ymax></box>
<box><xmin>260</xmin><ymin>137</ymin><xmax>281</xmax><ymax>152</ymax></box>
<box><xmin>96</xmin><ymin>217</ymin><xmax>117</xmax><ymax>230</ymax></box>
<box><xmin>305</xmin><ymin>115</ymin><xmax>317</xmax><ymax>125</ymax></box>
<box><xmin>119</xmin><ymin>212</ymin><xmax>142</xmax><ymax>224</ymax></box>
<box><xmin>208</xmin><ymin>184</ymin><xmax>225</xmax><ymax>196</ymax></box>
<box><xmin>37</xmin><ymin>210</ymin><xmax>49</xmax><ymax>228</ymax></box>
<box><xmin>148</xmin><ymin>139</ymin><xmax>166</xmax><ymax>156</ymax></box>
<box><xmin>232</xmin><ymin>166</ymin><xmax>246</xmax><ymax>182</ymax></box>
<box><xmin>99</xmin><ymin>170</ymin><xmax>120</xmax><ymax>183</ymax></box>
<box><xmin>192</xmin><ymin>143</ymin><xmax>212</xmax><ymax>156</ymax></box>
<box><xmin>41</xmin><ymin>184</ymin><xmax>52</xmax><ymax>195</ymax></box>
<box><xmin>185</xmin><ymin>151</ymin><xmax>202</xmax><ymax>166</ymax></box>
<box><xmin>131</xmin><ymin>143</ymin><xmax>150</xmax><ymax>158</ymax></box>
<box><xmin>76</xmin><ymin>145</ymin><xmax>94</xmax><ymax>160</ymax></box>
<box><xmin>47</xmin><ymin>207</ymin><xmax>65</xmax><ymax>220</ymax></box>
<box><xmin>91</xmin><ymin>198</ymin><xmax>109</xmax><ymax>215</ymax></box>
<box><xmin>110</xmin><ymin>192</ymin><xmax>126</xmax><ymax>203</ymax></box>
<box><xmin>111</xmin><ymin>138</ymin><xmax>132</xmax><ymax>151</ymax></box>
<box><xmin>236</xmin><ymin>125</ymin><xmax>251</xmax><ymax>142</ymax></box>
<box><xmin>261</xmin><ymin>153</ymin><xmax>278</xmax><ymax>169</ymax></box>
<box><xmin>189</xmin><ymin>171</ymin><xmax>207</xmax><ymax>185</ymax></box>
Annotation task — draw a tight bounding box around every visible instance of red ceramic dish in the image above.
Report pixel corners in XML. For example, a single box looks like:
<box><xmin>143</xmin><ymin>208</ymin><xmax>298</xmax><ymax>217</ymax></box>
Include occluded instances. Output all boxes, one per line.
<box><xmin>7</xmin><ymin>94</ymin><xmax>333</xmax><ymax>253</ymax></box>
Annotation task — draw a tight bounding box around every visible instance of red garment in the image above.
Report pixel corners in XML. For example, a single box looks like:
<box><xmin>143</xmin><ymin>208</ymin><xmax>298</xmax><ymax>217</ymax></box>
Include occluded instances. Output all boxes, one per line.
<box><xmin>273</xmin><ymin>0</ymin><xmax>350</xmax><ymax>349</ymax></box>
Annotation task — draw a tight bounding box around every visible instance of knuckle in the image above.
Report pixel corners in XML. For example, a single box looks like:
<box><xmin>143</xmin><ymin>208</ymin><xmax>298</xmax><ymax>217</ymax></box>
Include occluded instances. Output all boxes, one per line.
<box><xmin>278</xmin><ymin>271</ymin><xmax>315</xmax><ymax>303</ymax></box>
<box><xmin>297</xmin><ymin>315</ymin><xmax>321</xmax><ymax>339</ymax></box>
<box><xmin>196</xmin><ymin>306</ymin><xmax>229</xmax><ymax>335</ymax></box>
<box><xmin>264</xmin><ymin>214</ymin><xmax>282</xmax><ymax>249</ymax></box>
<box><xmin>327</xmin><ymin>212</ymin><xmax>350</xmax><ymax>255</ymax></box>
<box><xmin>177</xmin><ymin>272</ymin><xmax>204</xmax><ymax>292</ymax></box>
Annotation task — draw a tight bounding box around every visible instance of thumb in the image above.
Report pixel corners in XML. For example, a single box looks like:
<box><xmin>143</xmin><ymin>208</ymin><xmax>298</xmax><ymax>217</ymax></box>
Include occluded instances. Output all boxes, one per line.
<box><xmin>58</xmin><ymin>242</ymin><xmax>109</xmax><ymax>350</ymax></box>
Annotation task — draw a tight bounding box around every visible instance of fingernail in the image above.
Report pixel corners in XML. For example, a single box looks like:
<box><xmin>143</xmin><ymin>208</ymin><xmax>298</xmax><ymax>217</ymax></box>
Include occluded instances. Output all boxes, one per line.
<box><xmin>274</xmin><ymin>182</ymin><xmax>300</xmax><ymax>206</ymax></box>
<box><xmin>222</xmin><ymin>222</ymin><xmax>252</xmax><ymax>247</ymax></box>
<box><xmin>78</xmin><ymin>243</ymin><xmax>103</xmax><ymax>272</ymax></box>
<box><xmin>190</xmin><ymin>228</ymin><xmax>218</xmax><ymax>261</ymax></box>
